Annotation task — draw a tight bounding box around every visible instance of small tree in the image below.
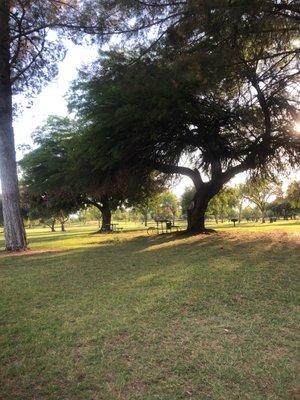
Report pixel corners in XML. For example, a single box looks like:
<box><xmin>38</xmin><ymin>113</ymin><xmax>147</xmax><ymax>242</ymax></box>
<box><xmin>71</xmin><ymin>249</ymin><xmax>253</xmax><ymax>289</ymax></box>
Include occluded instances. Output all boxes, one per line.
<box><xmin>134</xmin><ymin>195</ymin><xmax>161</xmax><ymax>226</ymax></box>
<box><xmin>20</xmin><ymin>115</ymin><xmax>166</xmax><ymax>233</ymax></box>
<box><xmin>158</xmin><ymin>192</ymin><xmax>179</xmax><ymax>225</ymax></box>
<box><xmin>84</xmin><ymin>206</ymin><xmax>102</xmax><ymax>228</ymax></box>
<box><xmin>233</xmin><ymin>185</ymin><xmax>246</xmax><ymax>223</ymax></box>
<box><xmin>287</xmin><ymin>181</ymin><xmax>300</xmax><ymax>211</ymax></box>
<box><xmin>207</xmin><ymin>188</ymin><xmax>238</xmax><ymax>223</ymax></box>
<box><xmin>23</xmin><ymin>191</ymin><xmax>78</xmax><ymax>232</ymax></box>
<box><xmin>243</xmin><ymin>178</ymin><xmax>282</xmax><ymax>223</ymax></box>
<box><xmin>181</xmin><ymin>187</ymin><xmax>196</xmax><ymax>219</ymax></box>
<box><xmin>242</xmin><ymin>206</ymin><xmax>256</xmax><ymax>222</ymax></box>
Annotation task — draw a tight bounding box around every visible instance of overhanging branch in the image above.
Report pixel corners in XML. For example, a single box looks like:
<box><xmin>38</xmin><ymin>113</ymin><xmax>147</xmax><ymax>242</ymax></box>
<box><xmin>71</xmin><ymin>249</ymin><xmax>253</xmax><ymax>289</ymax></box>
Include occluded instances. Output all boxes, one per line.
<box><xmin>148</xmin><ymin>161</ymin><xmax>203</xmax><ymax>190</ymax></box>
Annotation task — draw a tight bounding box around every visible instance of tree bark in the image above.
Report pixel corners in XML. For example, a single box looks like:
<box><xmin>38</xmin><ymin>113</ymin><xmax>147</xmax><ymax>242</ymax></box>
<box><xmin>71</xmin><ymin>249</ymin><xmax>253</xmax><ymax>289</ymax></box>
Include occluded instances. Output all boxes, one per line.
<box><xmin>0</xmin><ymin>1</ymin><xmax>27</xmax><ymax>251</ymax></box>
<box><xmin>152</xmin><ymin>161</ymin><xmax>249</xmax><ymax>234</ymax></box>
<box><xmin>100</xmin><ymin>196</ymin><xmax>112</xmax><ymax>232</ymax></box>
<box><xmin>187</xmin><ymin>181</ymin><xmax>223</xmax><ymax>233</ymax></box>
<box><xmin>238</xmin><ymin>202</ymin><xmax>242</xmax><ymax>223</ymax></box>
<box><xmin>261</xmin><ymin>209</ymin><xmax>266</xmax><ymax>223</ymax></box>
<box><xmin>60</xmin><ymin>221</ymin><xmax>65</xmax><ymax>231</ymax></box>
<box><xmin>100</xmin><ymin>207</ymin><xmax>112</xmax><ymax>232</ymax></box>
<box><xmin>86</xmin><ymin>197</ymin><xmax>112</xmax><ymax>232</ymax></box>
<box><xmin>187</xmin><ymin>185</ymin><xmax>215</xmax><ymax>232</ymax></box>
<box><xmin>50</xmin><ymin>220</ymin><xmax>55</xmax><ymax>232</ymax></box>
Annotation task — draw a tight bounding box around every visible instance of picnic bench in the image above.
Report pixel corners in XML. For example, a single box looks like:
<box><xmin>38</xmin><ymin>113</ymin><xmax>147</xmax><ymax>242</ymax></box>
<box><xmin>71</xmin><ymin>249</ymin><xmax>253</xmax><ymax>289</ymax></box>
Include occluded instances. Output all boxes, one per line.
<box><xmin>147</xmin><ymin>219</ymin><xmax>181</xmax><ymax>235</ymax></box>
<box><xmin>104</xmin><ymin>223</ymin><xmax>123</xmax><ymax>232</ymax></box>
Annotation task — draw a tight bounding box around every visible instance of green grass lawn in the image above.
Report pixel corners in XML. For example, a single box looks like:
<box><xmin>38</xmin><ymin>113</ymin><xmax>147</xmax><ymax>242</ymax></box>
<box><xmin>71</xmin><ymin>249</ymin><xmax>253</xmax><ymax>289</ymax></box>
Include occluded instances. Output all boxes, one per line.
<box><xmin>0</xmin><ymin>221</ymin><xmax>299</xmax><ymax>399</ymax></box>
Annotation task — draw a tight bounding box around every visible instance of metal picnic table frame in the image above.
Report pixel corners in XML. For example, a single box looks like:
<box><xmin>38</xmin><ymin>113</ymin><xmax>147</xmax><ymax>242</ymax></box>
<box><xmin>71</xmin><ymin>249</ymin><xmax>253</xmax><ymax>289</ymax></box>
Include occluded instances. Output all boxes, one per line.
<box><xmin>104</xmin><ymin>223</ymin><xmax>123</xmax><ymax>232</ymax></box>
<box><xmin>147</xmin><ymin>219</ymin><xmax>181</xmax><ymax>235</ymax></box>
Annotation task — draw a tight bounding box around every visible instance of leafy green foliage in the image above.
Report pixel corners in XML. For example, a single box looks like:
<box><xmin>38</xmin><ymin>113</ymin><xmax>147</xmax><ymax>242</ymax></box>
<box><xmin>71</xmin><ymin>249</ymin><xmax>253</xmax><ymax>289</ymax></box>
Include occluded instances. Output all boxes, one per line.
<box><xmin>267</xmin><ymin>180</ymin><xmax>300</xmax><ymax>219</ymax></box>
<box><xmin>181</xmin><ymin>187</ymin><xmax>195</xmax><ymax>217</ymax></box>
<box><xmin>207</xmin><ymin>188</ymin><xmax>238</xmax><ymax>222</ymax></box>
<box><xmin>21</xmin><ymin>116</ymin><xmax>75</xmax><ymax>192</ymax></box>
<box><xmin>70</xmin><ymin>0</ymin><xmax>300</xmax><ymax>176</ymax></box>
<box><xmin>20</xmin><ymin>117</ymin><xmax>83</xmax><ymax>228</ymax></box>
<box><xmin>152</xmin><ymin>192</ymin><xmax>180</xmax><ymax>222</ymax></box>
<box><xmin>287</xmin><ymin>180</ymin><xmax>300</xmax><ymax>209</ymax></box>
<box><xmin>243</xmin><ymin>177</ymin><xmax>282</xmax><ymax>222</ymax></box>
<box><xmin>20</xmin><ymin>115</ymin><xmax>168</xmax><ymax>228</ymax></box>
<box><xmin>9</xmin><ymin>0</ymin><xmax>112</xmax><ymax>98</ymax></box>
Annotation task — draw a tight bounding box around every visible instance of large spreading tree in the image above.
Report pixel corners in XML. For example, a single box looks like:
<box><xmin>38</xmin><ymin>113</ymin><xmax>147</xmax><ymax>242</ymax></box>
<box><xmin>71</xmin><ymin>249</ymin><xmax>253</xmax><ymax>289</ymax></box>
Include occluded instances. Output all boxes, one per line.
<box><xmin>70</xmin><ymin>41</ymin><xmax>299</xmax><ymax>232</ymax></box>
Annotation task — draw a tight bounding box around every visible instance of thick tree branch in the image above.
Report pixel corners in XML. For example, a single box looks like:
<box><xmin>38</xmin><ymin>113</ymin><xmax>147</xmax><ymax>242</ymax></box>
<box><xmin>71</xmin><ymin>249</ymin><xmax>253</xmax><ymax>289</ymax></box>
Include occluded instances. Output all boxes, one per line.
<box><xmin>220</xmin><ymin>156</ymin><xmax>255</xmax><ymax>184</ymax></box>
<box><xmin>248</xmin><ymin>71</ymin><xmax>272</xmax><ymax>141</ymax></box>
<box><xmin>148</xmin><ymin>161</ymin><xmax>203</xmax><ymax>190</ymax></box>
<box><xmin>85</xmin><ymin>198</ymin><xmax>104</xmax><ymax>212</ymax></box>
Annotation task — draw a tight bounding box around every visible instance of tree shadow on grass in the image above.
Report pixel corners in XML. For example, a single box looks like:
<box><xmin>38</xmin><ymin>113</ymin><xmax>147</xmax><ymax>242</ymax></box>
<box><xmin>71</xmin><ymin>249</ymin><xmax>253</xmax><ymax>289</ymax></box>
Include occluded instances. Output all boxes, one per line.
<box><xmin>1</xmin><ymin>229</ymin><xmax>297</xmax><ymax>275</ymax></box>
<box><xmin>215</xmin><ymin>220</ymin><xmax>300</xmax><ymax>229</ymax></box>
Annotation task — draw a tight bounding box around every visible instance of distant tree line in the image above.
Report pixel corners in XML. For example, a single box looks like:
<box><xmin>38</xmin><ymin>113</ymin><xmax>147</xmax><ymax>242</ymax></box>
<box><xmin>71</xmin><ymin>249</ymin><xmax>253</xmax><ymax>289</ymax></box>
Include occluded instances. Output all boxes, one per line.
<box><xmin>11</xmin><ymin>174</ymin><xmax>299</xmax><ymax>232</ymax></box>
<box><xmin>181</xmin><ymin>179</ymin><xmax>300</xmax><ymax>224</ymax></box>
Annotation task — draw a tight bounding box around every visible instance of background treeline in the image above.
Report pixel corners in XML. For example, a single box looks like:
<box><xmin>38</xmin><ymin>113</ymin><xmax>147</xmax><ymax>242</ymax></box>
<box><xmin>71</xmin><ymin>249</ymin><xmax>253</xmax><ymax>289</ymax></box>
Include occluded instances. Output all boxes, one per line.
<box><xmin>2</xmin><ymin>177</ymin><xmax>297</xmax><ymax>231</ymax></box>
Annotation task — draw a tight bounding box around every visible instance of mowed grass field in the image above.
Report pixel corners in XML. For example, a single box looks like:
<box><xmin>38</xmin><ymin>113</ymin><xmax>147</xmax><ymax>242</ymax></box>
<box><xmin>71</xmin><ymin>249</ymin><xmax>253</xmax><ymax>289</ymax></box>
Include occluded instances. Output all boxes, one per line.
<box><xmin>0</xmin><ymin>220</ymin><xmax>299</xmax><ymax>399</ymax></box>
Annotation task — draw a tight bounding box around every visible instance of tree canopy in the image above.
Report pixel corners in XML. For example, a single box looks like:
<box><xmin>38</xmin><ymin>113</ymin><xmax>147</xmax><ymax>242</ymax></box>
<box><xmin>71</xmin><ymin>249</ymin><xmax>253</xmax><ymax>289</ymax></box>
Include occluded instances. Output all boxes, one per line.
<box><xmin>69</xmin><ymin>30</ymin><xmax>299</xmax><ymax>231</ymax></box>
<box><xmin>20</xmin><ymin>115</ymin><xmax>166</xmax><ymax>232</ymax></box>
<box><xmin>243</xmin><ymin>177</ymin><xmax>282</xmax><ymax>223</ymax></box>
<box><xmin>287</xmin><ymin>180</ymin><xmax>300</xmax><ymax>210</ymax></box>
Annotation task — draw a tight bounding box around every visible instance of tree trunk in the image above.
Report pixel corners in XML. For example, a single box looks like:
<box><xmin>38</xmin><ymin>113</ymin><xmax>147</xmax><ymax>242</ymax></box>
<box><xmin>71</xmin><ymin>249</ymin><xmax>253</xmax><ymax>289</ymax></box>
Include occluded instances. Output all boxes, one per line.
<box><xmin>238</xmin><ymin>202</ymin><xmax>242</xmax><ymax>223</ymax></box>
<box><xmin>187</xmin><ymin>190</ymin><xmax>210</xmax><ymax>232</ymax></box>
<box><xmin>187</xmin><ymin>182</ymin><xmax>222</xmax><ymax>233</ymax></box>
<box><xmin>261</xmin><ymin>208</ymin><xmax>266</xmax><ymax>223</ymax></box>
<box><xmin>61</xmin><ymin>222</ymin><xmax>65</xmax><ymax>232</ymax></box>
<box><xmin>187</xmin><ymin>200</ymin><xmax>207</xmax><ymax>232</ymax></box>
<box><xmin>144</xmin><ymin>211</ymin><xmax>148</xmax><ymax>226</ymax></box>
<box><xmin>100</xmin><ymin>208</ymin><xmax>112</xmax><ymax>232</ymax></box>
<box><xmin>50</xmin><ymin>221</ymin><xmax>56</xmax><ymax>232</ymax></box>
<box><xmin>0</xmin><ymin>3</ymin><xmax>27</xmax><ymax>251</ymax></box>
<box><xmin>100</xmin><ymin>196</ymin><xmax>112</xmax><ymax>232</ymax></box>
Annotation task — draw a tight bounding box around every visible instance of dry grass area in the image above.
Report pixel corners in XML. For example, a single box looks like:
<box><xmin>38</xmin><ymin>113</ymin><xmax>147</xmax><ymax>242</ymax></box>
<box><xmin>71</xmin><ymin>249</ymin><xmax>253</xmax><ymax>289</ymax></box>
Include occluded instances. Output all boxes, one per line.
<box><xmin>0</xmin><ymin>222</ymin><xmax>299</xmax><ymax>399</ymax></box>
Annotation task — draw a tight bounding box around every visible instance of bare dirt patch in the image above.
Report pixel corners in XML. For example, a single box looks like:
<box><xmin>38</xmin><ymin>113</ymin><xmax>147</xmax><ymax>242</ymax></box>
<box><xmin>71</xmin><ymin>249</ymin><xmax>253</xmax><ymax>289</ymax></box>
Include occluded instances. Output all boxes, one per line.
<box><xmin>221</xmin><ymin>231</ymin><xmax>300</xmax><ymax>249</ymax></box>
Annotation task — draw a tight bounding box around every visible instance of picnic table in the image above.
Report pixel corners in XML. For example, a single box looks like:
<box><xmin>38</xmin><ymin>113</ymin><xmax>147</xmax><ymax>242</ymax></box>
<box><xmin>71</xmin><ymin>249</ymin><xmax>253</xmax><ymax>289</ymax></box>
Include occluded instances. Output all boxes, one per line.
<box><xmin>104</xmin><ymin>223</ymin><xmax>123</xmax><ymax>232</ymax></box>
<box><xmin>147</xmin><ymin>219</ymin><xmax>181</xmax><ymax>235</ymax></box>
